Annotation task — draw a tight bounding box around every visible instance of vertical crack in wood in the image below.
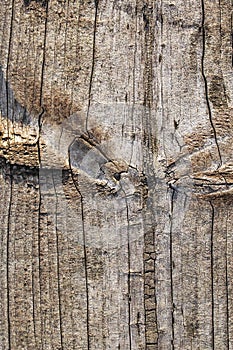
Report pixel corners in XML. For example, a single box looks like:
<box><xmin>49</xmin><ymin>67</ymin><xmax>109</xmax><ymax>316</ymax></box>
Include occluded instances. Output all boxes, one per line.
<box><xmin>142</xmin><ymin>175</ymin><xmax>158</xmax><ymax>346</ymax></box>
<box><xmin>143</xmin><ymin>3</ymin><xmax>154</xmax><ymax>109</ymax></box>
<box><xmin>5</xmin><ymin>2</ymin><xmax>15</xmax><ymax>347</ymax></box>
<box><xmin>37</xmin><ymin>3</ymin><xmax>48</xmax><ymax>344</ymax></box>
<box><xmin>6</xmin><ymin>164</ymin><xmax>13</xmax><ymax>350</ymax></box>
<box><xmin>230</xmin><ymin>11</ymin><xmax>233</xmax><ymax>68</ymax></box>
<box><xmin>201</xmin><ymin>0</ymin><xmax>222</xmax><ymax>167</ymax></box>
<box><xmin>142</xmin><ymin>3</ymin><xmax>159</xmax><ymax>338</ymax></box>
<box><xmin>158</xmin><ymin>0</ymin><xmax>166</xmax><ymax>161</ymax></box>
<box><xmin>37</xmin><ymin>172</ymin><xmax>43</xmax><ymax>348</ymax></box>
<box><xmin>169</xmin><ymin>186</ymin><xmax>175</xmax><ymax>350</ymax></box>
<box><xmin>225</xmin><ymin>209</ymin><xmax>230</xmax><ymax>350</ymax></box>
<box><xmin>37</xmin><ymin>107</ymin><xmax>44</xmax><ymax>167</ymax></box>
<box><xmin>52</xmin><ymin>170</ymin><xmax>64</xmax><ymax>349</ymax></box>
<box><xmin>218</xmin><ymin>0</ymin><xmax>222</xmax><ymax>41</ymax></box>
<box><xmin>129</xmin><ymin>5</ymin><xmax>138</xmax><ymax>166</ymax></box>
<box><xmin>86</xmin><ymin>0</ymin><xmax>99</xmax><ymax>134</ymax></box>
<box><xmin>37</xmin><ymin>0</ymin><xmax>48</xmax><ymax>163</ymax></box>
<box><xmin>39</xmin><ymin>0</ymin><xmax>49</xmax><ymax>107</ymax></box>
<box><xmin>31</xmin><ymin>174</ymin><xmax>38</xmax><ymax>347</ymax></box>
<box><xmin>132</xmin><ymin>4</ymin><xmax>137</xmax><ymax>105</ymax></box>
<box><xmin>121</xmin><ymin>186</ymin><xmax>132</xmax><ymax>350</ymax></box>
<box><xmin>143</xmin><ymin>222</ymin><xmax>158</xmax><ymax>349</ymax></box>
<box><xmin>6</xmin><ymin>0</ymin><xmax>15</xmax><ymax>144</ymax></box>
<box><xmin>209</xmin><ymin>201</ymin><xmax>215</xmax><ymax>349</ymax></box>
<box><xmin>62</xmin><ymin>1</ymin><xmax>70</xmax><ymax>109</ymax></box>
<box><xmin>143</xmin><ymin>3</ymin><xmax>156</xmax><ymax>159</ymax></box>
<box><xmin>68</xmin><ymin>147</ymin><xmax>90</xmax><ymax>350</ymax></box>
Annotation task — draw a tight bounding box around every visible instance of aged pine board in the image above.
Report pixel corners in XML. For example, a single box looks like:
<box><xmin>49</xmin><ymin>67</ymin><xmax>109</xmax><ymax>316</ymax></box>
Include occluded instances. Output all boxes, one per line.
<box><xmin>0</xmin><ymin>0</ymin><xmax>233</xmax><ymax>349</ymax></box>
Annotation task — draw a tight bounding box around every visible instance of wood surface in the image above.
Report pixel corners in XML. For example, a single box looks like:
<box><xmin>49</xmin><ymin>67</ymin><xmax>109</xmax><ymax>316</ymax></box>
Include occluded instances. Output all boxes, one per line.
<box><xmin>0</xmin><ymin>0</ymin><xmax>232</xmax><ymax>349</ymax></box>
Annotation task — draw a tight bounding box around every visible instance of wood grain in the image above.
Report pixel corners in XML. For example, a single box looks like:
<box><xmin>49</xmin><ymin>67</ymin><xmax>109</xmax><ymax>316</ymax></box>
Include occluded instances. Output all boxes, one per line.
<box><xmin>0</xmin><ymin>0</ymin><xmax>232</xmax><ymax>349</ymax></box>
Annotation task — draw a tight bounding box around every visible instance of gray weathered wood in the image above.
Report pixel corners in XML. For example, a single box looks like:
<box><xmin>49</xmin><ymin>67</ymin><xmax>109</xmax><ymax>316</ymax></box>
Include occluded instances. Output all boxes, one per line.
<box><xmin>0</xmin><ymin>0</ymin><xmax>232</xmax><ymax>349</ymax></box>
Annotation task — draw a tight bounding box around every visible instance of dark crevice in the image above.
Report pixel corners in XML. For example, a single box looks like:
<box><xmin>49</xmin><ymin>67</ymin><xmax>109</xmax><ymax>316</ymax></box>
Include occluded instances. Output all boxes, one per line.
<box><xmin>218</xmin><ymin>0</ymin><xmax>222</xmax><ymax>41</ymax></box>
<box><xmin>52</xmin><ymin>170</ymin><xmax>64</xmax><ymax>349</ymax></box>
<box><xmin>231</xmin><ymin>13</ymin><xmax>233</xmax><ymax>67</ymax></box>
<box><xmin>37</xmin><ymin>170</ymin><xmax>43</xmax><ymax>348</ymax></box>
<box><xmin>136</xmin><ymin>312</ymin><xmax>141</xmax><ymax>337</ymax></box>
<box><xmin>113</xmin><ymin>172</ymin><xmax>121</xmax><ymax>181</ymax></box>
<box><xmin>128</xmin><ymin>5</ymin><xmax>137</xmax><ymax>166</ymax></box>
<box><xmin>37</xmin><ymin>5</ymin><xmax>48</xmax><ymax>345</ymax></box>
<box><xmin>6</xmin><ymin>164</ymin><xmax>13</xmax><ymax>350</ymax></box>
<box><xmin>68</xmin><ymin>147</ymin><xmax>90</xmax><ymax>350</ymax></box>
<box><xmin>5</xmin><ymin>2</ymin><xmax>15</xmax><ymax>347</ymax></box>
<box><xmin>226</xmin><ymin>210</ymin><xmax>230</xmax><ymax>350</ymax></box>
<box><xmin>23</xmin><ymin>0</ymin><xmax>48</xmax><ymax>8</ymax></box>
<box><xmin>142</xmin><ymin>4</ymin><xmax>156</xmax><ymax>160</ymax></box>
<box><xmin>37</xmin><ymin>0</ymin><xmax>48</xmax><ymax>164</ymax></box>
<box><xmin>169</xmin><ymin>187</ymin><xmax>175</xmax><ymax>350</ymax></box>
<box><xmin>201</xmin><ymin>0</ymin><xmax>222</xmax><ymax>167</ymax></box>
<box><xmin>143</xmin><ymin>175</ymin><xmax>158</xmax><ymax>344</ymax></box>
<box><xmin>126</xmin><ymin>198</ymin><xmax>132</xmax><ymax>350</ymax></box>
<box><xmin>120</xmin><ymin>185</ymin><xmax>132</xmax><ymax>350</ymax></box>
<box><xmin>86</xmin><ymin>1</ymin><xmax>99</xmax><ymax>135</ymax></box>
<box><xmin>209</xmin><ymin>201</ymin><xmax>215</xmax><ymax>350</ymax></box>
<box><xmin>39</xmin><ymin>0</ymin><xmax>49</xmax><ymax>107</ymax></box>
<box><xmin>31</xmin><ymin>174</ymin><xmax>39</xmax><ymax>346</ymax></box>
<box><xmin>142</xmin><ymin>5</ymin><xmax>158</xmax><ymax>349</ymax></box>
<box><xmin>6</xmin><ymin>0</ymin><xmax>15</xmax><ymax>143</ymax></box>
<box><xmin>37</xmin><ymin>107</ymin><xmax>44</xmax><ymax>166</ymax></box>
<box><xmin>31</xmin><ymin>249</ymin><xmax>37</xmax><ymax>344</ymax></box>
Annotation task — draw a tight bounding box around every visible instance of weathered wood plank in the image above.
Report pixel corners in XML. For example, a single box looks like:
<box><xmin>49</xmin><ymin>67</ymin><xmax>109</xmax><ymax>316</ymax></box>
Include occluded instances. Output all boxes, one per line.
<box><xmin>0</xmin><ymin>0</ymin><xmax>232</xmax><ymax>349</ymax></box>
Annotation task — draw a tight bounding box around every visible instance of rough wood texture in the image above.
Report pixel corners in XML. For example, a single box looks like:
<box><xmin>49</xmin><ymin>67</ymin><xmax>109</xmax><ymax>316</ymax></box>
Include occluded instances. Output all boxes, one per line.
<box><xmin>0</xmin><ymin>0</ymin><xmax>232</xmax><ymax>349</ymax></box>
